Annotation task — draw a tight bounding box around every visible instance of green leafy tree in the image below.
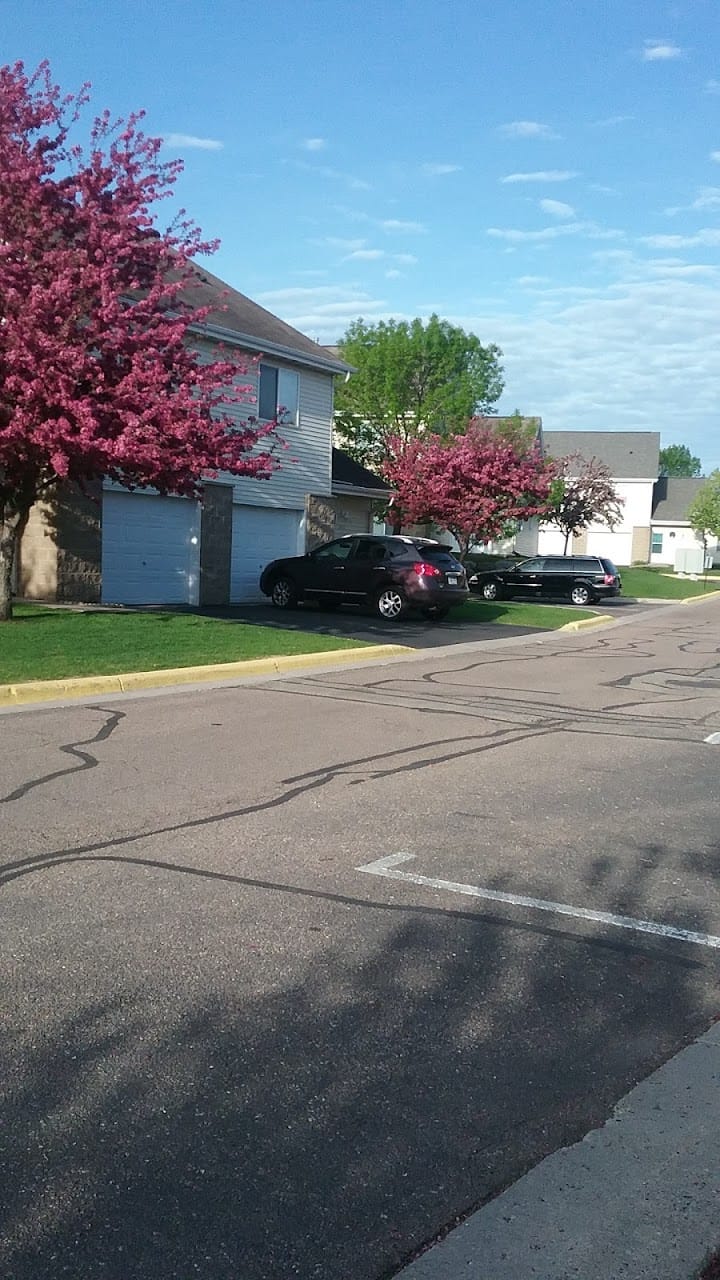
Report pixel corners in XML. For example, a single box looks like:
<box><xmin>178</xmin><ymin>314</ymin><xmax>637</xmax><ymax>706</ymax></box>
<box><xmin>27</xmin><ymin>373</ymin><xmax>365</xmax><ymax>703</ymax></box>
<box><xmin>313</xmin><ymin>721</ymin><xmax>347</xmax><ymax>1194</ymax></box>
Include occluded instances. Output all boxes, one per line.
<box><xmin>687</xmin><ymin>470</ymin><xmax>720</xmax><ymax>553</ymax></box>
<box><xmin>334</xmin><ymin>315</ymin><xmax>504</xmax><ymax>469</ymax></box>
<box><xmin>659</xmin><ymin>444</ymin><xmax>702</xmax><ymax>477</ymax></box>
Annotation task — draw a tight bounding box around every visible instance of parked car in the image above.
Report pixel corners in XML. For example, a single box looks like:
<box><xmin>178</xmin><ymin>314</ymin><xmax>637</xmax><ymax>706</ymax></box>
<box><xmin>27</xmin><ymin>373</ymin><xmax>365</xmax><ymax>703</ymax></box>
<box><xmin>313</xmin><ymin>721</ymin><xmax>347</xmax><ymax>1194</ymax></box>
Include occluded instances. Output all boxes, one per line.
<box><xmin>260</xmin><ymin>534</ymin><xmax>469</xmax><ymax>620</ymax></box>
<box><xmin>469</xmin><ymin>555</ymin><xmax>622</xmax><ymax>606</ymax></box>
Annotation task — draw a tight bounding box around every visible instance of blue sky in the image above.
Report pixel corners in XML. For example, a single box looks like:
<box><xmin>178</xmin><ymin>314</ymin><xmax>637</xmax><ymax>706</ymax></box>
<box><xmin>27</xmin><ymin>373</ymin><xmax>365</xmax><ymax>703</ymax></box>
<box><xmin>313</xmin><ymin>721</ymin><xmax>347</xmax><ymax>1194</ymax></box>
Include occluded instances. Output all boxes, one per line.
<box><xmin>3</xmin><ymin>0</ymin><xmax>720</xmax><ymax>469</ymax></box>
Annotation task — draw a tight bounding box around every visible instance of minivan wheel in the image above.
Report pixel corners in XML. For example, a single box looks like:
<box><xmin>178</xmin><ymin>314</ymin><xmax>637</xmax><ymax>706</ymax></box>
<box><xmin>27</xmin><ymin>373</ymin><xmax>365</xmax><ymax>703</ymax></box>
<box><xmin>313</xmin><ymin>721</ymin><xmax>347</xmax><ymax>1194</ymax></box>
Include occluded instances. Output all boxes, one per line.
<box><xmin>270</xmin><ymin>576</ymin><xmax>297</xmax><ymax>609</ymax></box>
<box><xmin>570</xmin><ymin>582</ymin><xmax>592</xmax><ymax>606</ymax></box>
<box><xmin>375</xmin><ymin>586</ymin><xmax>406</xmax><ymax>620</ymax></box>
<box><xmin>482</xmin><ymin>579</ymin><xmax>500</xmax><ymax>601</ymax></box>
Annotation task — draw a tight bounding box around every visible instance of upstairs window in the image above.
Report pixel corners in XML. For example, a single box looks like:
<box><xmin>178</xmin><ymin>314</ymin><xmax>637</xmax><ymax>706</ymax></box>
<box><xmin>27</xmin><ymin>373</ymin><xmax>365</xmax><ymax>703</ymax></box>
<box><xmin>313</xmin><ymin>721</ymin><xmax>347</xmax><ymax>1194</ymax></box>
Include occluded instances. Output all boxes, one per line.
<box><xmin>258</xmin><ymin>364</ymin><xmax>299</xmax><ymax>425</ymax></box>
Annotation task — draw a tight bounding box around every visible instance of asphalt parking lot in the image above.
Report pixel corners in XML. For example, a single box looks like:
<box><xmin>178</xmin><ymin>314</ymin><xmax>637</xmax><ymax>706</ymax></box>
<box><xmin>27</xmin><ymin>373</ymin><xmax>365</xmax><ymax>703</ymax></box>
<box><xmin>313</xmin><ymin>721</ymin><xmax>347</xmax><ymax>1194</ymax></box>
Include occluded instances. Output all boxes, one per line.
<box><xmin>209</xmin><ymin>595</ymin><xmax>641</xmax><ymax>649</ymax></box>
<box><xmin>3</xmin><ymin>598</ymin><xmax>714</xmax><ymax>1280</ymax></box>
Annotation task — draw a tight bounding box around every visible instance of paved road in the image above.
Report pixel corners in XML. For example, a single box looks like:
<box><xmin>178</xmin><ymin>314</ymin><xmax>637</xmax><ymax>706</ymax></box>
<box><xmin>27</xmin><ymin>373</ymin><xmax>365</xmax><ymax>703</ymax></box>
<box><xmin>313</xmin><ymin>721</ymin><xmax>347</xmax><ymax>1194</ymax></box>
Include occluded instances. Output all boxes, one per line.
<box><xmin>1</xmin><ymin>600</ymin><xmax>719</xmax><ymax>1280</ymax></box>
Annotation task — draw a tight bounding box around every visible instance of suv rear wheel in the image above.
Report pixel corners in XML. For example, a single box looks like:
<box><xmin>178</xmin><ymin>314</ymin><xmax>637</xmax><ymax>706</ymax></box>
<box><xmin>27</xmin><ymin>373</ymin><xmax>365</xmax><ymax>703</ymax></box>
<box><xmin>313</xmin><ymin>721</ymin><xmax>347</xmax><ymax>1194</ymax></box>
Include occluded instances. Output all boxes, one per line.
<box><xmin>375</xmin><ymin>586</ymin><xmax>406</xmax><ymax>620</ymax></box>
<box><xmin>570</xmin><ymin>582</ymin><xmax>593</xmax><ymax>606</ymax></box>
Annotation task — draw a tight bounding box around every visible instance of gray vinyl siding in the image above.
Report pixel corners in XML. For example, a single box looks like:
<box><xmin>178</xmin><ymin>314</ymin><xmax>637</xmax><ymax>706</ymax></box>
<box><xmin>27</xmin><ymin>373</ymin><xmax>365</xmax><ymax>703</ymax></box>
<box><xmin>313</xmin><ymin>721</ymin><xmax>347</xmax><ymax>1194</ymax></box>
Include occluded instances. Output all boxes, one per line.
<box><xmin>194</xmin><ymin>338</ymin><xmax>334</xmax><ymax>510</ymax></box>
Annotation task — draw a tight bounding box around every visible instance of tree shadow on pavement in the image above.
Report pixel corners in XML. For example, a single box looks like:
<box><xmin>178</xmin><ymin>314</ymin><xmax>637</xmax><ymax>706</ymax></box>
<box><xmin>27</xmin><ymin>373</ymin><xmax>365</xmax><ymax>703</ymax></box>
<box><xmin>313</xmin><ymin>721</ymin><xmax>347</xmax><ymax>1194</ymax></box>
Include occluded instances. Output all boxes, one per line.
<box><xmin>1</xmin><ymin>837</ymin><xmax>717</xmax><ymax>1280</ymax></box>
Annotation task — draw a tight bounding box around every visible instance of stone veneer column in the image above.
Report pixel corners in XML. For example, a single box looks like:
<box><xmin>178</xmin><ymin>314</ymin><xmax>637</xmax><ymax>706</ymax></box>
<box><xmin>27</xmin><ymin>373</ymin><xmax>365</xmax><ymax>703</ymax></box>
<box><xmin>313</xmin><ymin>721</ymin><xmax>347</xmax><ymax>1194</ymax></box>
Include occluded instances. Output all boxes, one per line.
<box><xmin>199</xmin><ymin>484</ymin><xmax>233</xmax><ymax>606</ymax></box>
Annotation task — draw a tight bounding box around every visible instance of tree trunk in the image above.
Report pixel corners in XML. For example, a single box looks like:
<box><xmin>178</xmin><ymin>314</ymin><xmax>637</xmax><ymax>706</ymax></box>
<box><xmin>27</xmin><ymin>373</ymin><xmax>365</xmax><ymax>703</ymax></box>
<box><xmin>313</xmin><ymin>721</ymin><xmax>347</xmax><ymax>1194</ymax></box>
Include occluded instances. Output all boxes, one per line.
<box><xmin>563</xmin><ymin>527</ymin><xmax>571</xmax><ymax>554</ymax></box>
<box><xmin>0</xmin><ymin>510</ymin><xmax>27</xmax><ymax>622</ymax></box>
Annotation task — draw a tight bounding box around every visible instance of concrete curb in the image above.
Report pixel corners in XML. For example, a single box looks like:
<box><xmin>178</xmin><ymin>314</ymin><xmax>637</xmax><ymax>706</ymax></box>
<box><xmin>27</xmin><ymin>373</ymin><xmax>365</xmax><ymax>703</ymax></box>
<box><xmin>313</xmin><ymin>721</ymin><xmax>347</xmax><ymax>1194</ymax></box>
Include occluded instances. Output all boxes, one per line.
<box><xmin>398</xmin><ymin>1021</ymin><xmax>720</xmax><ymax>1280</ymax></box>
<box><xmin>558</xmin><ymin>612</ymin><xmax>615</xmax><ymax>633</ymax></box>
<box><xmin>0</xmin><ymin>643</ymin><xmax>415</xmax><ymax>708</ymax></box>
<box><xmin>681</xmin><ymin>590</ymin><xmax>720</xmax><ymax>605</ymax></box>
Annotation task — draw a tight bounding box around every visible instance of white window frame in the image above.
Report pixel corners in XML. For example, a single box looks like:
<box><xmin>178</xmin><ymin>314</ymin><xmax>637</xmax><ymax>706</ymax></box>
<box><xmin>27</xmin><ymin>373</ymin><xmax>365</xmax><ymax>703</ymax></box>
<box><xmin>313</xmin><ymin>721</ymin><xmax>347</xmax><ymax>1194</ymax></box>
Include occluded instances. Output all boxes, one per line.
<box><xmin>258</xmin><ymin>363</ymin><xmax>299</xmax><ymax>426</ymax></box>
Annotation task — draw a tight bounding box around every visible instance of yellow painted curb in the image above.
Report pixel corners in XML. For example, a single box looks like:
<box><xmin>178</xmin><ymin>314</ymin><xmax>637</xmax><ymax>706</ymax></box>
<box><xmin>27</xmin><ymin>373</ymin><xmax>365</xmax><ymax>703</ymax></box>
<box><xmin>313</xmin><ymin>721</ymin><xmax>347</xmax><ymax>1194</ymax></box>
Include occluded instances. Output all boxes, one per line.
<box><xmin>559</xmin><ymin>613</ymin><xmax>615</xmax><ymax>633</ymax></box>
<box><xmin>0</xmin><ymin>643</ymin><xmax>415</xmax><ymax>708</ymax></box>
<box><xmin>681</xmin><ymin>591</ymin><xmax>720</xmax><ymax>606</ymax></box>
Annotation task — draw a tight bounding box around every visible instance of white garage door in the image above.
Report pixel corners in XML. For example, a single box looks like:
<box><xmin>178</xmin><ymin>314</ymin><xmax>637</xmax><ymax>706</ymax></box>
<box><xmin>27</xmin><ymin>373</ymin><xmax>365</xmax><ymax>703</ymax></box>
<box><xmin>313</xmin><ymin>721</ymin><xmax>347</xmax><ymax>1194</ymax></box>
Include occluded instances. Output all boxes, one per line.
<box><xmin>101</xmin><ymin>492</ymin><xmax>201</xmax><ymax>605</ymax></box>
<box><xmin>231</xmin><ymin>506</ymin><xmax>302</xmax><ymax>602</ymax></box>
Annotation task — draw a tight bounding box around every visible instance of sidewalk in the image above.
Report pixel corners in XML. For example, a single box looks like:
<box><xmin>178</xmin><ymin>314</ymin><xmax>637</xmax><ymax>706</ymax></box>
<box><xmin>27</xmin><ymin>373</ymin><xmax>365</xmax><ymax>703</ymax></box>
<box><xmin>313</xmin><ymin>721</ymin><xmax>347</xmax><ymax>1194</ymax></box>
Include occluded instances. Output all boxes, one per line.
<box><xmin>398</xmin><ymin>1022</ymin><xmax>720</xmax><ymax>1280</ymax></box>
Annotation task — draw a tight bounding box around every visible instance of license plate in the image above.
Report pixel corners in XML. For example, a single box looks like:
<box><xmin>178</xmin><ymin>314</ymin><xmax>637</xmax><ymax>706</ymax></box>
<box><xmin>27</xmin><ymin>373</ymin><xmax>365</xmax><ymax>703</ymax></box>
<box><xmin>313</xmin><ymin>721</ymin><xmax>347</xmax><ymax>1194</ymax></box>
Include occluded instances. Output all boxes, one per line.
<box><xmin>447</xmin><ymin>575</ymin><xmax>458</xmax><ymax>585</ymax></box>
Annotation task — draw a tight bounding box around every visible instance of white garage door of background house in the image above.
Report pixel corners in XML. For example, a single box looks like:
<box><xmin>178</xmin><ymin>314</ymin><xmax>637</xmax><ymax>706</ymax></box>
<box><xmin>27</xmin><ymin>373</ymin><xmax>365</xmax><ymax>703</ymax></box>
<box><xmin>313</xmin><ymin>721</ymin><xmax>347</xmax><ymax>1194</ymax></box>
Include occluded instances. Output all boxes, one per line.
<box><xmin>230</xmin><ymin>506</ymin><xmax>302</xmax><ymax>602</ymax></box>
<box><xmin>101</xmin><ymin>492</ymin><xmax>201</xmax><ymax>605</ymax></box>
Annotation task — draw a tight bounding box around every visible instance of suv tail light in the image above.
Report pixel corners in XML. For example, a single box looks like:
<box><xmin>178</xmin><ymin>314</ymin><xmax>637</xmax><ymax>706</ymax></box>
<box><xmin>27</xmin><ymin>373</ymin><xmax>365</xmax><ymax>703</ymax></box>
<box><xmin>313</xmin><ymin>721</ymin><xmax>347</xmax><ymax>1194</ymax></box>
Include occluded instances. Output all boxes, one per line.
<box><xmin>603</xmin><ymin>573</ymin><xmax>616</xmax><ymax>585</ymax></box>
<box><xmin>412</xmin><ymin>561</ymin><xmax>442</xmax><ymax>577</ymax></box>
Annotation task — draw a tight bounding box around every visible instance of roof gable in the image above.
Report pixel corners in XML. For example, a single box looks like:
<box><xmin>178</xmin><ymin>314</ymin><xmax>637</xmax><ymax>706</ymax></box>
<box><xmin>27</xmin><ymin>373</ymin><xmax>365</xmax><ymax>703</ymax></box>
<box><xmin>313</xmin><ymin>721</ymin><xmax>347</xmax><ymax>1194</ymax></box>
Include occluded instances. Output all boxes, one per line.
<box><xmin>180</xmin><ymin>265</ymin><xmax>353</xmax><ymax>375</ymax></box>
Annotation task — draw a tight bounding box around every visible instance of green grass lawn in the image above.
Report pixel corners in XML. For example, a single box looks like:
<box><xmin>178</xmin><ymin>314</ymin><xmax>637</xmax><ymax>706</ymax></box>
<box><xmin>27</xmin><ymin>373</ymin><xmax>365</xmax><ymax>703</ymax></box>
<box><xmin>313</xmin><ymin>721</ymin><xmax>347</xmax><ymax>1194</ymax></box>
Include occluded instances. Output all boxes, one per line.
<box><xmin>0</xmin><ymin>606</ymin><xmax>368</xmax><ymax>683</ymax></box>
<box><xmin>619</xmin><ymin>566</ymin><xmax>720</xmax><ymax>599</ymax></box>
<box><xmin>462</xmin><ymin>599</ymin><xmax>596</xmax><ymax>628</ymax></box>
<box><xmin>1</xmin><ymin>598</ymin><xmax>597</xmax><ymax>684</ymax></box>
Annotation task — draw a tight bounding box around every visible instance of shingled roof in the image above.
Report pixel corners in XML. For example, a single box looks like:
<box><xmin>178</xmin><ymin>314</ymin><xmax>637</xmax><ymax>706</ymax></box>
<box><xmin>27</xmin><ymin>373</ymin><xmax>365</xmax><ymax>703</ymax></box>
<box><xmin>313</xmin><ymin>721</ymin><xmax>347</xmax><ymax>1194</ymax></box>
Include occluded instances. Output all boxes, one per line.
<box><xmin>332</xmin><ymin>448</ymin><xmax>391</xmax><ymax>495</ymax></box>
<box><xmin>652</xmin><ymin>476</ymin><xmax>706</xmax><ymax>523</ymax></box>
<box><xmin>181</xmin><ymin>265</ymin><xmax>353</xmax><ymax>375</ymax></box>
<box><xmin>543</xmin><ymin>431</ymin><xmax>660</xmax><ymax>478</ymax></box>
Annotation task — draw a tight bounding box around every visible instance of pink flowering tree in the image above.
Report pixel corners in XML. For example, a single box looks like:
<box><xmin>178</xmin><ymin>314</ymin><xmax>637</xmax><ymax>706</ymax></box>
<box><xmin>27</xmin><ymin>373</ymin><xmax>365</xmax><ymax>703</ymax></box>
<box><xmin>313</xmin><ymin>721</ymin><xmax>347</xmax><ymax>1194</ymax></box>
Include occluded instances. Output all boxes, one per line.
<box><xmin>383</xmin><ymin>418</ymin><xmax>555</xmax><ymax>557</ymax></box>
<box><xmin>0</xmin><ymin>62</ymin><xmax>280</xmax><ymax>620</ymax></box>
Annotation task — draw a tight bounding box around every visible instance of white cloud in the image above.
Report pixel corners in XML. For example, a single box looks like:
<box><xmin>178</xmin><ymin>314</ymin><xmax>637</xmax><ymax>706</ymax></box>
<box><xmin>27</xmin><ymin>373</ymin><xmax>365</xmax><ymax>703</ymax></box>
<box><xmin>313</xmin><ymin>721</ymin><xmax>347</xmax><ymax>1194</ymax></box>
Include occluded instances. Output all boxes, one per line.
<box><xmin>301</xmin><ymin>137</ymin><xmax>327</xmax><ymax>151</ymax></box>
<box><xmin>516</xmin><ymin>275</ymin><xmax>552</xmax><ymax>286</ymax></box>
<box><xmin>163</xmin><ymin>132</ymin><xmax>223</xmax><ymax>151</ymax></box>
<box><xmin>642</xmin><ymin>40</ymin><xmax>682</xmax><ymax>61</ymax></box>
<box><xmin>394</xmin><ymin>253</ymin><xmax>418</xmax><ymax>265</ymax></box>
<box><xmin>705</xmin><ymin>79</ymin><xmax>720</xmax><ymax>95</ymax></box>
<box><xmin>711</xmin><ymin>151</ymin><xmax>720</xmax><ymax>163</ymax></box>
<box><xmin>448</xmin><ymin>275</ymin><xmax>720</xmax><ymax>468</ymax></box>
<box><xmin>385</xmin><ymin>269</ymin><xmax>403</xmax><ymax>279</ymax></box>
<box><xmin>499</xmin><ymin>121</ymin><xmax>560</xmax><ymax>140</ymax></box>
<box><xmin>539</xmin><ymin>198</ymin><xmax>575</xmax><ymax>219</ymax></box>
<box><xmin>380</xmin><ymin>218</ymin><xmax>426</xmax><ymax>233</ymax></box>
<box><xmin>345</xmin><ymin>249</ymin><xmax>385</xmax><ymax>261</ymax></box>
<box><xmin>641</xmin><ymin>228</ymin><xmax>720</xmax><ymax>248</ymax></box>
<box><xmin>488</xmin><ymin>221</ymin><xmax>623</xmax><ymax>243</ymax></box>
<box><xmin>500</xmin><ymin>170</ymin><xmax>577</xmax><ymax>184</ymax></box>
<box><xmin>293</xmin><ymin>160</ymin><xmax>371</xmax><ymax>191</ymax></box>
<box><xmin>664</xmin><ymin>187</ymin><xmax>720</xmax><ymax>215</ymax></box>
<box><xmin>421</xmin><ymin>162</ymin><xmax>461</xmax><ymax>175</ymax></box>
<box><xmin>255</xmin><ymin>285</ymin><xmax>391</xmax><ymax>337</ymax></box>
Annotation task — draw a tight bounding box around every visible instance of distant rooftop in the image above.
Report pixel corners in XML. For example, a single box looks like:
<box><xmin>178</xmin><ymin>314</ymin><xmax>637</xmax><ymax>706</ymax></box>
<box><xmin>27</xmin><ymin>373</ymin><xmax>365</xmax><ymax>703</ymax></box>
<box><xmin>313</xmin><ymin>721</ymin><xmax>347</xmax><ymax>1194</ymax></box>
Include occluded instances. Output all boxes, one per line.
<box><xmin>181</xmin><ymin>267</ymin><xmax>353</xmax><ymax>374</ymax></box>
<box><xmin>652</xmin><ymin>476</ymin><xmax>706</xmax><ymax>522</ymax></box>
<box><xmin>543</xmin><ymin>431</ymin><xmax>660</xmax><ymax>478</ymax></box>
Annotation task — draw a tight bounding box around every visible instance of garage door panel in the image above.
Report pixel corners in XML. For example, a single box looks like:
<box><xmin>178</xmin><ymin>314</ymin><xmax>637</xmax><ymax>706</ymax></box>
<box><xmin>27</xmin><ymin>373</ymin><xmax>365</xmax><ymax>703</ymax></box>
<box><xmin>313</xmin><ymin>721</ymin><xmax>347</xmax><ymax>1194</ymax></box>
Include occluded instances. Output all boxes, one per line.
<box><xmin>231</xmin><ymin>507</ymin><xmax>301</xmax><ymax>602</ymax></box>
<box><xmin>102</xmin><ymin>493</ymin><xmax>200</xmax><ymax>605</ymax></box>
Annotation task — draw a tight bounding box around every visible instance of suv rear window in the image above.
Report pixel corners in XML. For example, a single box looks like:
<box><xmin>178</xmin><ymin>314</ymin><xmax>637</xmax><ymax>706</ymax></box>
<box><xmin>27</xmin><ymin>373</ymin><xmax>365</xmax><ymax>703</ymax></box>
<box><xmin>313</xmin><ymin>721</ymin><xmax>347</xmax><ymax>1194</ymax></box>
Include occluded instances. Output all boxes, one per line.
<box><xmin>414</xmin><ymin>544</ymin><xmax>462</xmax><ymax>567</ymax></box>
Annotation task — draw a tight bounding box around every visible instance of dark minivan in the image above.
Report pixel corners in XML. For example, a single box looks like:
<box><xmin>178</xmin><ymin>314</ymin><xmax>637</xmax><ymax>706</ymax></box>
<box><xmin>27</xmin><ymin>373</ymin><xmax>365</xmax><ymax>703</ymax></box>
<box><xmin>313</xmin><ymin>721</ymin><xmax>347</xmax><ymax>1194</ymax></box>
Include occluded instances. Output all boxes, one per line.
<box><xmin>469</xmin><ymin>555</ymin><xmax>622</xmax><ymax>606</ymax></box>
<box><xmin>260</xmin><ymin>534</ymin><xmax>469</xmax><ymax>620</ymax></box>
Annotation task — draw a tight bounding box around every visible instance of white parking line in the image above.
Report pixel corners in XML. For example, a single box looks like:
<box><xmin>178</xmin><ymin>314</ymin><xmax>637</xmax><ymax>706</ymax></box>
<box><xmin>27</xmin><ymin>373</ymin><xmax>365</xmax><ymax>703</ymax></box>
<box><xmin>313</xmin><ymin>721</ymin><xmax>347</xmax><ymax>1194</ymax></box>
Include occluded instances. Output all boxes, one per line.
<box><xmin>704</xmin><ymin>732</ymin><xmax>720</xmax><ymax>744</ymax></box>
<box><xmin>356</xmin><ymin>852</ymin><xmax>720</xmax><ymax>950</ymax></box>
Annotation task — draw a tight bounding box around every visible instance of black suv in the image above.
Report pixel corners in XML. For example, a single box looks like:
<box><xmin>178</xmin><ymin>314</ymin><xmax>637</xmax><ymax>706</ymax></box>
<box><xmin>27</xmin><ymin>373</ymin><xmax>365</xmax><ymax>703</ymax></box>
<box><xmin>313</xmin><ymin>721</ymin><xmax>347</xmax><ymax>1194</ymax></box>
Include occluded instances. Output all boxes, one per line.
<box><xmin>260</xmin><ymin>534</ymin><xmax>469</xmax><ymax>620</ymax></box>
<box><xmin>469</xmin><ymin>555</ymin><xmax>622</xmax><ymax>606</ymax></box>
